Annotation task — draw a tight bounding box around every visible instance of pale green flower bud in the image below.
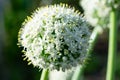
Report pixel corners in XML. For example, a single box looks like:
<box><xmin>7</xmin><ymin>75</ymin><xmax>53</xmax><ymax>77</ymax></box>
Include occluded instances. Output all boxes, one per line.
<box><xmin>18</xmin><ymin>4</ymin><xmax>91</xmax><ymax>71</ymax></box>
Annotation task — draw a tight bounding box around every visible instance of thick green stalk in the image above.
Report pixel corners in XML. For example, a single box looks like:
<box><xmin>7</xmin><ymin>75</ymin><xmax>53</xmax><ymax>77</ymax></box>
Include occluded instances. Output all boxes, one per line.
<box><xmin>40</xmin><ymin>69</ymin><xmax>49</xmax><ymax>80</ymax></box>
<box><xmin>106</xmin><ymin>8</ymin><xmax>117</xmax><ymax>80</ymax></box>
<box><xmin>72</xmin><ymin>26</ymin><xmax>102</xmax><ymax>80</ymax></box>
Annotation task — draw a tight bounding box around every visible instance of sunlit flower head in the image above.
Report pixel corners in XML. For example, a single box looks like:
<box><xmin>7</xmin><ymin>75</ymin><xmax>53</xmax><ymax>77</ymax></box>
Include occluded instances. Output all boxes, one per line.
<box><xmin>18</xmin><ymin>4</ymin><xmax>92</xmax><ymax>71</ymax></box>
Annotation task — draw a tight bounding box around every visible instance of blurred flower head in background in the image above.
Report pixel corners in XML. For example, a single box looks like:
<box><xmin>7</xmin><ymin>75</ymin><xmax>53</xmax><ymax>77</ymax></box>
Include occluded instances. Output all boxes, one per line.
<box><xmin>18</xmin><ymin>4</ymin><xmax>92</xmax><ymax>71</ymax></box>
<box><xmin>80</xmin><ymin>0</ymin><xmax>110</xmax><ymax>29</ymax></box>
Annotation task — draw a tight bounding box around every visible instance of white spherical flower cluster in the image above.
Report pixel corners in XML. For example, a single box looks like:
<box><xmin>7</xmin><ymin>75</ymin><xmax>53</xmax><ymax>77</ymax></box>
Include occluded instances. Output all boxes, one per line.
<box><xmin>81</xmin><ymin>0</ymin><xmax>110</xmax><ymax>28</ymax></box>
<box><xmin>18</xmin><ymin>4</ymin><xmax>91</xmax><ymax>71</ymax></box>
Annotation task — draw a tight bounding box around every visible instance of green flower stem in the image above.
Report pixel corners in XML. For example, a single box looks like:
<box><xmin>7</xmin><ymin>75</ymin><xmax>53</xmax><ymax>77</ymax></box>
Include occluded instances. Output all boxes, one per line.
<box><xmin>71</xmin><ymin>66</ymin><xmax>83</xmax><ymax>80</ymax></box>
<box><xmin>40</xmin><ymin>69</ymin><xmax>49</xmax><ymax>80</ymax></box>
<box><xmin>106</xmin><ymin>8</ymin><xmax>117</xmax><ymax>80</ymax></box>
<box><xmin>89</xmin><ymin>26</ymin><xmax>102</xmax><ymax>54</ymax></box>
<box><xmin>72</xmin><ymin>26</ymin><xmax>102</xmax><ymax>80</ymax></box>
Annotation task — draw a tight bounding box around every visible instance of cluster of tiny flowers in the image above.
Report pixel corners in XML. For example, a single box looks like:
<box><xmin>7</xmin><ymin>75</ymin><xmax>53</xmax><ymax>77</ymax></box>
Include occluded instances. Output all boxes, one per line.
<box><xmin>80</xmin><ymin>0</ymin><xmax>111</xmax><ymax>28</ymax></box>
<box><xmin>18</xmin><ymin>4</ymin><xmax>91</xmax><ymax>71</ymax></box>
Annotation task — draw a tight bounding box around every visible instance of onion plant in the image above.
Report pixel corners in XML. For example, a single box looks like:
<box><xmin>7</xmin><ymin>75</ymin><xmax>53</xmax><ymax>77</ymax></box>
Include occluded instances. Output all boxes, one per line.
<box><xmin>18</xmin><ymin>1</ymin><xmax>120</xmax><ymax>80</ymax></box>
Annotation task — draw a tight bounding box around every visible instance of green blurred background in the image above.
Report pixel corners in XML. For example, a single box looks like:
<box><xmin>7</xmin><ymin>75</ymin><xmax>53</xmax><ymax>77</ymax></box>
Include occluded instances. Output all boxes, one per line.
<box><xmin>0</xmin><ymin>0</ymin><xmax>120</xmax><ymax>80</ymax></box>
